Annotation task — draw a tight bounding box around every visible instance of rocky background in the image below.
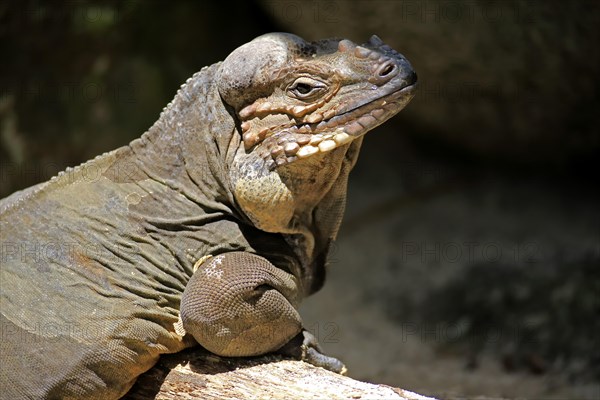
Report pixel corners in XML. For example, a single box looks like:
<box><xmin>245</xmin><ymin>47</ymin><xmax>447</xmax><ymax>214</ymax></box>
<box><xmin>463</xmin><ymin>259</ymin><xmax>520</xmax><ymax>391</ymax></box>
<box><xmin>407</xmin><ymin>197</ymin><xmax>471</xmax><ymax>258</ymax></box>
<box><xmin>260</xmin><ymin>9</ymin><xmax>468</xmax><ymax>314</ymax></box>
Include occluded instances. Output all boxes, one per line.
<box><xmin>1</xmin><ymin>1</ymin><xmax>598</xmax><ymax>399</ymax></box>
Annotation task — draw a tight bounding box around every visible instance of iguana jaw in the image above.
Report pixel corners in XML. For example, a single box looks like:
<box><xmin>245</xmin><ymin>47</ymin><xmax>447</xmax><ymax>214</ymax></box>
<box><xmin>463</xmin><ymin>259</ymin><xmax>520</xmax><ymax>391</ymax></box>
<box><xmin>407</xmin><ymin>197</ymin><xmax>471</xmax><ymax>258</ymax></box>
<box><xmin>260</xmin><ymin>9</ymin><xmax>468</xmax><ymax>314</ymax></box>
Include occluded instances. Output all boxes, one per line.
<box><xmin>251</xmin><ymin>82</ymin><xmax>417</xmax><ymax>170</ymax></box>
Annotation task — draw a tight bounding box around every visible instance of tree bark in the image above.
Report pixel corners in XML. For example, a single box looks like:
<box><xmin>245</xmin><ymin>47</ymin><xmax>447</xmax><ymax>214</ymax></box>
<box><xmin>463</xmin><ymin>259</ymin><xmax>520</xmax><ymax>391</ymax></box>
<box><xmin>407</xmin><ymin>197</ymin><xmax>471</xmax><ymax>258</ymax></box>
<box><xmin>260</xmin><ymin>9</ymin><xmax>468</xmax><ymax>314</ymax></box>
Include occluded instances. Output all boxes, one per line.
<box><xmin>124</xmin><ymin>348</ymin><xmax>437</xmax><ymax>400</ymax></box>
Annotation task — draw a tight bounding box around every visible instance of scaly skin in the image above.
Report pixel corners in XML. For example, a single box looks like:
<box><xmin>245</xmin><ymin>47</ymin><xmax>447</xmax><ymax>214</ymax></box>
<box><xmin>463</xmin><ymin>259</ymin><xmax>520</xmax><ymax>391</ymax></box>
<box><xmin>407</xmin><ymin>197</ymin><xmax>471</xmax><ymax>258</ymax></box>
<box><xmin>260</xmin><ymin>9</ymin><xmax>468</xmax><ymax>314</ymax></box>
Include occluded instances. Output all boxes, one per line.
<box><xmin>0</xmin><ymin>33</ymin><xmax>416</xmax><ymax>399</ymax></box>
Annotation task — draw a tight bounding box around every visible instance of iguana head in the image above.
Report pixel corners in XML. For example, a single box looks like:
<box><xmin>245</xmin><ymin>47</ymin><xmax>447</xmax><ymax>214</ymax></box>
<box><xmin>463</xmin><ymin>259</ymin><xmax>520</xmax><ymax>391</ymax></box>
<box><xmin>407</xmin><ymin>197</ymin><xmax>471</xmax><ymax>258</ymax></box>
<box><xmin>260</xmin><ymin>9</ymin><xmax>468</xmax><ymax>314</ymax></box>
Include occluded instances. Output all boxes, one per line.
<box><xmin>218</xmin><ymin>33</ymin><xmax>416</xmax><ymax>170</ymax></box>
<box><xmin>219</xmin><ymin>33</ymin><xmax>416</xmax><ymax>239</ymax></box>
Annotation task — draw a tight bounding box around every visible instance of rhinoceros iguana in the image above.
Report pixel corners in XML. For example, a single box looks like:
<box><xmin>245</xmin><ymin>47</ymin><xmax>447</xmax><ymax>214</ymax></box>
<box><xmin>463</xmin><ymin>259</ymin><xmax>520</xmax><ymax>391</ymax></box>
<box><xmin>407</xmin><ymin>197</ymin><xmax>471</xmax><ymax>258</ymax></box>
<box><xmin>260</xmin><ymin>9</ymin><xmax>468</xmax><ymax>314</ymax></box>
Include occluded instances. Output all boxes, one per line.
<box><xmin>0</xmin><ymin>33</ymin><xmax>416</xmax><ymax>399</ymax></box>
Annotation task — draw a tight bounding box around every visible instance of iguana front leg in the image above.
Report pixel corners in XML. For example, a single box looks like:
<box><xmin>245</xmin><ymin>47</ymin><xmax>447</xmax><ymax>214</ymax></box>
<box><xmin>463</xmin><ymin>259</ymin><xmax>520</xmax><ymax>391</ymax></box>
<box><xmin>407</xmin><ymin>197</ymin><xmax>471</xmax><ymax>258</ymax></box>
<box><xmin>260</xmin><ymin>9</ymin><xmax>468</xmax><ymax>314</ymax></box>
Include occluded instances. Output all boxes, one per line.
<box><xmin>179</xmin><ymin>252</ymin><xmax>345</xmax><ymax>373</ymax></box>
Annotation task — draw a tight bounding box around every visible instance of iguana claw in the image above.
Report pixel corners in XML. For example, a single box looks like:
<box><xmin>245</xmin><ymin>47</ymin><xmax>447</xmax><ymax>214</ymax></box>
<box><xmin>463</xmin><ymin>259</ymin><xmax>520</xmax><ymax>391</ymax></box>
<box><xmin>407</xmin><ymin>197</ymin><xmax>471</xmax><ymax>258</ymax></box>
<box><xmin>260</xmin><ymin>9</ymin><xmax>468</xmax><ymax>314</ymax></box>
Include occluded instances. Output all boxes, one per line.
<box><xmin>278</xmin><ymin>330</ymin><xmax>347</xmax><ymax>375</ymax></box>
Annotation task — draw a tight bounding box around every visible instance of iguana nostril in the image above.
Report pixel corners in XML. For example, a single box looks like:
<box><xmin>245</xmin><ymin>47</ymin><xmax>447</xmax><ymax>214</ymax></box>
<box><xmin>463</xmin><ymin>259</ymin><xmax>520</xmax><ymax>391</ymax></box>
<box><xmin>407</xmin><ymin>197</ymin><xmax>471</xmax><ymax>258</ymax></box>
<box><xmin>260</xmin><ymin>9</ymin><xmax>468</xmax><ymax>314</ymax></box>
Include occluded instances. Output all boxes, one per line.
<box><xmin>377</xmin><ymin>61</ymin><xmax>397</xmax><ymax>78</ymax></box>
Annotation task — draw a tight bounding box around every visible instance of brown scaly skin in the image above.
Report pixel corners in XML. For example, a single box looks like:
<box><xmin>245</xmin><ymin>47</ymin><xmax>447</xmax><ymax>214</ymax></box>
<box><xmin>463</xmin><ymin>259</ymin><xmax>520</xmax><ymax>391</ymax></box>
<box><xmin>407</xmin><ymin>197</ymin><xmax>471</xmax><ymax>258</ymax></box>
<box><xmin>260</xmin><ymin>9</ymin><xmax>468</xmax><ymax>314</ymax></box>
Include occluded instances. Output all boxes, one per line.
<box><xmin>0</xmin><ymin>33</ymin><xmax>415</xmax><ymax>399</ymax></box>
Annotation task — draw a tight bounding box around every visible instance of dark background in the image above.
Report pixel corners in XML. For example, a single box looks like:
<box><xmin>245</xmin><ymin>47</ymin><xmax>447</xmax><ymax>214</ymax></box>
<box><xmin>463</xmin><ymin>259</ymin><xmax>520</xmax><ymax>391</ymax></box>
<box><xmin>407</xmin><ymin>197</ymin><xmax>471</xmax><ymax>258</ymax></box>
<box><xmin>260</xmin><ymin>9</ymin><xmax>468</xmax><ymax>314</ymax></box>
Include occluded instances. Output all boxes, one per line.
<box><xmin>1</xmin><ymin>1</ymin><xmax>598</xmax><ymax>398</ymax></box>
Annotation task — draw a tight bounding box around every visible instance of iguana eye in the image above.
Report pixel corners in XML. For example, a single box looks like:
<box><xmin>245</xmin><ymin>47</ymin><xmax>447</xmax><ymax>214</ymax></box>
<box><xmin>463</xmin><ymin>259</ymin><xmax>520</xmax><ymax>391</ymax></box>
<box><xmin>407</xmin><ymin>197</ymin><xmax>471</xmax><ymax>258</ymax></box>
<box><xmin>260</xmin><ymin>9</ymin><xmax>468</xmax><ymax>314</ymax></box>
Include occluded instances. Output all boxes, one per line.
<box><xmin>288</xmin><ymin>78</ymin><xmax>327</xmax><ymax>100</ymax></box>
<box><xmin>294</xmin><ymin>83</ymin><xmax>313</xmax><ymax>95</ymax></box>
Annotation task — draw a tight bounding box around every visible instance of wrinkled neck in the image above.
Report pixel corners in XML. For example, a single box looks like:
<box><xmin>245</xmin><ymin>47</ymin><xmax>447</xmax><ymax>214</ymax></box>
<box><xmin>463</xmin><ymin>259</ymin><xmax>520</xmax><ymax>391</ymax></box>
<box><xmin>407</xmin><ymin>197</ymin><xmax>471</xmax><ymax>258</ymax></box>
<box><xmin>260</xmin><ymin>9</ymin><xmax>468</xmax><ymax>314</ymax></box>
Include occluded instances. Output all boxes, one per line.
<box><xmin>124</xmin><ymin>63</ymin><xmax>239</xmax><ymax>213</ymax></box>
<box><xmin>283</xmin><ymin>138</ymin><xmax>363</xmax><ymax>293</ymax></box>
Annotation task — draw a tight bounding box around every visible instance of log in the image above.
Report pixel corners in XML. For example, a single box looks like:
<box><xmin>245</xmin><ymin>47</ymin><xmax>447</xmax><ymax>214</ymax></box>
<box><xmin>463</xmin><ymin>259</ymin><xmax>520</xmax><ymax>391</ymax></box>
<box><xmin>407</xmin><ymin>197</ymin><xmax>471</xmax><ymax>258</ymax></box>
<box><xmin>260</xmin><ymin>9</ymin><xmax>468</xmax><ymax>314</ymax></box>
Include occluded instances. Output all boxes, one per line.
<box><xmin>124</xmin><ymin>348</ymin><xmax>437</xmax><ymax>400</ymax></box>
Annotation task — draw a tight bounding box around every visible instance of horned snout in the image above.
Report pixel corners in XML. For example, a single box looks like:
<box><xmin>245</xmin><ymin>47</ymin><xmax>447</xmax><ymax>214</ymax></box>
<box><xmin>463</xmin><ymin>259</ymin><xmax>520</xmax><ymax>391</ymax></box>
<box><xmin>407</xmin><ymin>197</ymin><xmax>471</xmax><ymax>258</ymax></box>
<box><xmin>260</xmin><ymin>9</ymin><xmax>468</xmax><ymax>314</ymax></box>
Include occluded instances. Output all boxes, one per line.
<box><xmin>338</xmin><ymin>35</ymin><xmax>417</xmax><ymax>88</ymax></box>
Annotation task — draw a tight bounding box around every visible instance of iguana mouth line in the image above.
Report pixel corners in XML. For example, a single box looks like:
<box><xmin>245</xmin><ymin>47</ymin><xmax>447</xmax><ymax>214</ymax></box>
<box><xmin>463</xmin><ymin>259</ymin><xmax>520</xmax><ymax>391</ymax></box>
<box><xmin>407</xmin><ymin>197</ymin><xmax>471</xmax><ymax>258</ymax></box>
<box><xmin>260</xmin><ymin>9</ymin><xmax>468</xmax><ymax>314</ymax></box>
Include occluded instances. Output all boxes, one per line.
<box><xmin>261</xmin><ymin>83</ymin><xmax>416</xmax><ymax>169</ymax></box>
<box><xmin>332</xmin><ymin>82</ymin><xmax>417</xmax><ymax>120</ymax></box>
<box><xmin>298</xmin><ymin>83</ymin><xmax>416</xmax><ymax>136</ymax></box>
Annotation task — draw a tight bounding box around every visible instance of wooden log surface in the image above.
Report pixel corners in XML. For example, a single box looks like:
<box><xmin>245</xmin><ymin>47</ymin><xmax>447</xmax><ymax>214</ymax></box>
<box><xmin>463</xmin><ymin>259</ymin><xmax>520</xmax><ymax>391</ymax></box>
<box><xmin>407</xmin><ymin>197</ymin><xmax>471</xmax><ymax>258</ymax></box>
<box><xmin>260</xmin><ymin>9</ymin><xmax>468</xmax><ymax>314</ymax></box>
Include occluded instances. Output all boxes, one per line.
<box><xmin>124</xmin><ymin>348</ymin><xmax>437</xmax><ymax>400</ymax></box>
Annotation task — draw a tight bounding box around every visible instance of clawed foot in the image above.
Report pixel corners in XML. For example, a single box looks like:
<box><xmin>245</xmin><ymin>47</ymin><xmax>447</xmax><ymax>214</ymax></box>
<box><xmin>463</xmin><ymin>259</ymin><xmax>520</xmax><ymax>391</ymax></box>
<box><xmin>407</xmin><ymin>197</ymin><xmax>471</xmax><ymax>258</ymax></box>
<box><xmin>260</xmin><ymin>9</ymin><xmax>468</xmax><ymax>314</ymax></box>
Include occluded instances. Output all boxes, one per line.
<box><xmin>277</xmin><ymin>330</ymin><xmax>347</xmax><ymax>374</ymax></box>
